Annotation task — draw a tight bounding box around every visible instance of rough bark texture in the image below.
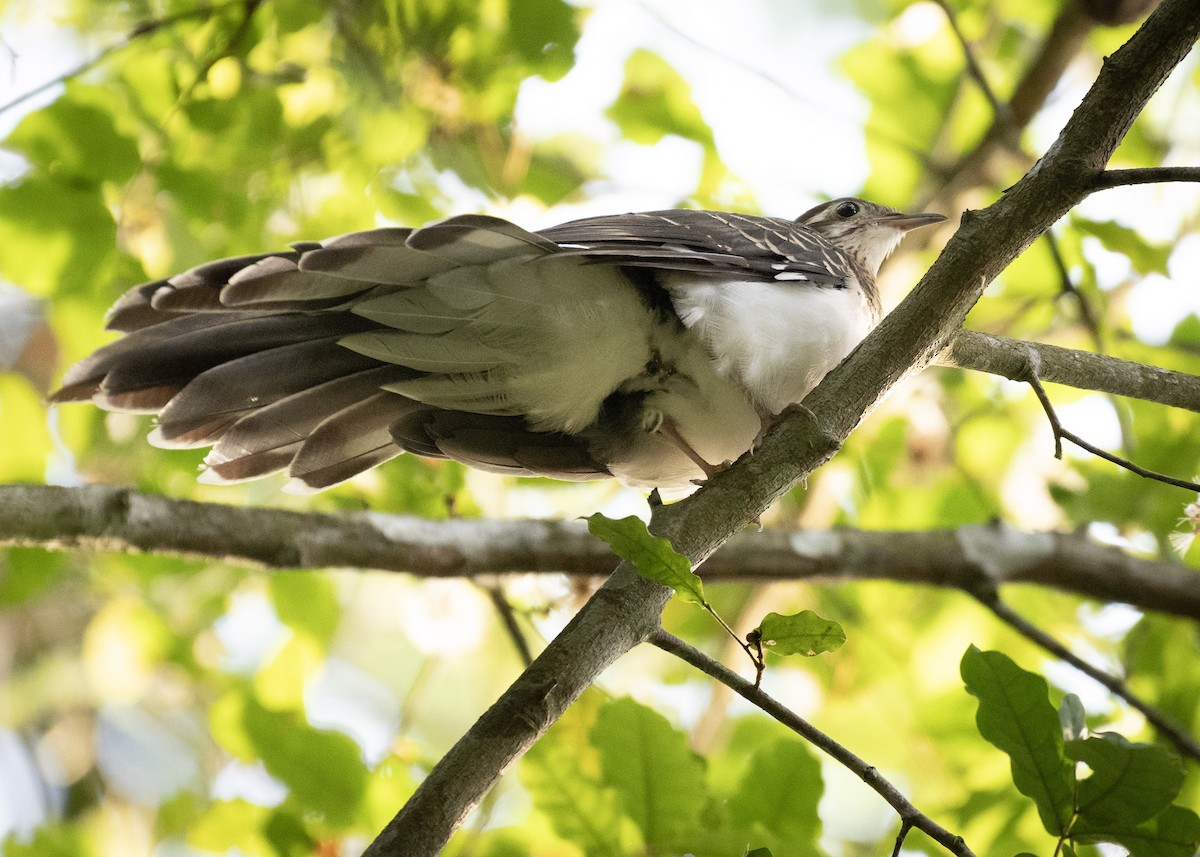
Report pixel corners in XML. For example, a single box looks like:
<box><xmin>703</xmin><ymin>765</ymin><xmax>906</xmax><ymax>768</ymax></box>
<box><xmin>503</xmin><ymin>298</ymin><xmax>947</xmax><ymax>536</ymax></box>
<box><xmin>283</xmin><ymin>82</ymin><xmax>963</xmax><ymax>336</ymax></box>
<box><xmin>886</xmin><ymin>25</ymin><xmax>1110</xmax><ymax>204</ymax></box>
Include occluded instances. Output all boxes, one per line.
<box><xmin>5</xmin><ymin>484</ymin><xmax>1198</xmax><ymax>618</ymax></box>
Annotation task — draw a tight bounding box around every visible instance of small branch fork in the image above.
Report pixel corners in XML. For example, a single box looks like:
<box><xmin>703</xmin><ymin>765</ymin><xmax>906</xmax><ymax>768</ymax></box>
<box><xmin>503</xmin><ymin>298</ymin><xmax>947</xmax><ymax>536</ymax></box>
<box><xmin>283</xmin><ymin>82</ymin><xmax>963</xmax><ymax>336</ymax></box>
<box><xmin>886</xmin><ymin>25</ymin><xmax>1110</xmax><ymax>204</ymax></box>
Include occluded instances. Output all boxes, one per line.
<box><xmin>1023</xmin><ymin>349</ymin><xmax>1200</xmax><ymax>494</ymax></box>
<box><xmin>648</xmin><ymin>629</ymin><xmax>978</xmax><ymax>857</ymax></box>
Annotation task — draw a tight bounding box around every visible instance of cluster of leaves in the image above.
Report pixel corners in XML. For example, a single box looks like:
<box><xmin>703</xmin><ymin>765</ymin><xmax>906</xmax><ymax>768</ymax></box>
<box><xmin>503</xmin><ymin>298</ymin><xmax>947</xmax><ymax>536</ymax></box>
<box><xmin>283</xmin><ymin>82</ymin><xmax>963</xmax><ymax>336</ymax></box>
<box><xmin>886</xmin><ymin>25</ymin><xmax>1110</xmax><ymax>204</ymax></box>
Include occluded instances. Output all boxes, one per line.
<box><xmin>964</xmin><ymin>647</ymin><xmax>1200</xmax><ymax>856</ymax></box>
<box><xmin>522</xmin><ymin>693</ymin><xmax>826</xmax><ymax>856</ymax></box>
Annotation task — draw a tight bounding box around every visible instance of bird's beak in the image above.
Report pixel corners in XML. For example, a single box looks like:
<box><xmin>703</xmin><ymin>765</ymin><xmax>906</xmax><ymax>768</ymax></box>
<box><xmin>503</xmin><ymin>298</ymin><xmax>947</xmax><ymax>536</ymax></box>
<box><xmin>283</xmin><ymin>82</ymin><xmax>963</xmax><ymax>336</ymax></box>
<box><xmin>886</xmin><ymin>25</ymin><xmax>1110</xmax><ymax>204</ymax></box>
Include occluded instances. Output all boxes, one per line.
<box><xmin>884</xmin><ymin>211</ymin><xmax>947</xmax><ymax>232</ymax></box>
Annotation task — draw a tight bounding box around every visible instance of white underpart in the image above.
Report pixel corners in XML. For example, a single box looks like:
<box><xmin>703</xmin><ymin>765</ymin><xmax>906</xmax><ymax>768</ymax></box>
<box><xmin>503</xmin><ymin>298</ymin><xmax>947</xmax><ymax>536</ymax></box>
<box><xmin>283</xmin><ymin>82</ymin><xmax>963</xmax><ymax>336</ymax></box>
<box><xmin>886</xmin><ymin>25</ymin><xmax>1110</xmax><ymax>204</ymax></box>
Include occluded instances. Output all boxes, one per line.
<box><xmin>665</xmin><ymin>276</ymin><xmax>875</xmax><ymax>413</ymax></box>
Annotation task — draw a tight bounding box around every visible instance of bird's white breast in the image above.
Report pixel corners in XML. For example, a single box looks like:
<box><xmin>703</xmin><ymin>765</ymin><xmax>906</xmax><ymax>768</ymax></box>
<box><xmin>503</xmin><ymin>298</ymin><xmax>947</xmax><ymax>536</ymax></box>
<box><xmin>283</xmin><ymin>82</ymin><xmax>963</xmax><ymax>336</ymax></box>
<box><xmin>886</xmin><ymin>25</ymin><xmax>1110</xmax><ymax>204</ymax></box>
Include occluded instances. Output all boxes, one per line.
<box><xmin>665</xmin><ymin>277</ymin><xmax>875</xmax><ymax>414</ymax></box>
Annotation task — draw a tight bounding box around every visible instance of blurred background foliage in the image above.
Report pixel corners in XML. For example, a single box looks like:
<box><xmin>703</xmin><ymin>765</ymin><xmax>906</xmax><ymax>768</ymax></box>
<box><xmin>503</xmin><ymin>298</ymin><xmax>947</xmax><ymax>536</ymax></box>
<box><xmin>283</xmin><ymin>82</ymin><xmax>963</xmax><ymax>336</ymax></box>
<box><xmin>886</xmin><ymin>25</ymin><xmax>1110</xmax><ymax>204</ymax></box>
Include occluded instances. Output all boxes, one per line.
<box><xmin>0</xmin><ymin>0</ymin><xmax>1198</xmax><ymax>854</ymax></box>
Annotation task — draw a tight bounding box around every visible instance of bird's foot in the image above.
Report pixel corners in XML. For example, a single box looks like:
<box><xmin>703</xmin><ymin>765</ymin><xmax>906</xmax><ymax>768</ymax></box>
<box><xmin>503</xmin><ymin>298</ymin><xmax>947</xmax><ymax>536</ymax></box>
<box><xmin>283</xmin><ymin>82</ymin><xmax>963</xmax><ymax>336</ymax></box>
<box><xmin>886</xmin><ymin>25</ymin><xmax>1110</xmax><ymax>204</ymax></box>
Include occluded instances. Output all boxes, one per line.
<box><xmin>753</xmin><ymin>402</ymin><xmax>817</xmax><ymax>448</ymax></box>
<box><xmin>689</xmin><ymin>458</ymin><xmax>735</xmax><ymax>487</ymax></box>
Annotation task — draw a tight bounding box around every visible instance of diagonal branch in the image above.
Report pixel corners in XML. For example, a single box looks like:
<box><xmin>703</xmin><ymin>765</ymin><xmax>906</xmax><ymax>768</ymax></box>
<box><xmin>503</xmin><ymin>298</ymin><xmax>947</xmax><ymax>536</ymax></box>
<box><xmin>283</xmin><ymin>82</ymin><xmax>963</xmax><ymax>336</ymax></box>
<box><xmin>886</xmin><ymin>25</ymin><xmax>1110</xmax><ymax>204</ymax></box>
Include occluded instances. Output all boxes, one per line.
<box><xmin>364</xmin><ymin>2</ymin><xmax>1200</xmax><ymax>852</ymax></box>
<box><xmin>649</xmin><ymin>629</ymin><xmax>978</xmax><ymax>857</ymax></box>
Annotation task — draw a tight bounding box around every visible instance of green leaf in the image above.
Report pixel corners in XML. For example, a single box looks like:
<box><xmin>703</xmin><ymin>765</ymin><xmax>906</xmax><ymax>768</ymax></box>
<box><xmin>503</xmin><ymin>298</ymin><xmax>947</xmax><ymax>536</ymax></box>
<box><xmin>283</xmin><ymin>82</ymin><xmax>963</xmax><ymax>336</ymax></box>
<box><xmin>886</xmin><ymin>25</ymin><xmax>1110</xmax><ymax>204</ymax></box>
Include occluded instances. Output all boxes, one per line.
<box><xmin>0</xmin><ymin>177</ymin><xmax>118</xmax><ymax>295</ymax></box>
<box><xmin>1067</xmin><ymin>733</ymin><xmax>1184</xmax><ymax>827</ymax></box>
<box><xmin>189</xmin><ymin>800</ymin><xmax>276</xmax><ymax>857</ymax></box>
<box><xmin>585</xmin><ymin>514</ymin><xmax>704</xmax><ymax>604</ymax></box>
<box><xmin>755</xmin><ymin>610</ymin><xmax>846</xmax><ymax>657</ymax></box>
<box><xmin>243</xmin><ymin>699</ymin><xmax>368</xmax><ymax>826</ymax></box>
<box><xmin>522</xmin><ymin>703</ymin><xmax>642</xmax><ymax>854</ymax></box>
<box><xmin>1076</xmin><ymin>805</ymin><xmax>1200</xmax><ymax>857</ymax></box>
<box><xmin>744</xmin><ymin>850</ymin><xmax>775</xmax><ymax>857</ymax></box>
<box><xmin>1072</xmin><ymin>216</ymin><xmax>1172</xmax><ymax>276</ymax></box>
<box><xmin>211</xmin><ymin>693</ymin><xmax>369</xmax><ymax>826</ymax></box>
<box><xmin>960</xmin><ymin>647</ymin><xmax>1074</xmax><ymax>835</ymax></box>
<box><xmin>5</xmin><ymin>86</ymin><xmax>139</xmax><ymax>185</ymax></box>
<box><xmin>508</xmin><ymin>0</ymin><xmax>579</xmax><ymax>81</ymax></box>
<box><xmin>590</xmin><ymin>698</ymin><xmax>706</xmax><ymax>850</ymax></box>
<box><xmin>606</xmin><ymin>50</ymin><xmax>715</xmax><ymax>147</ymax></box>
<box><xmin>269</xmin><ymin>571</ymin><xmax>341</xmax><ymax>643</ymax></box>
<box><xmin>728</xmin><ymin>738</ymin><xmax>823</xmax><ymax>851</ymax></box>
<box><xmin>1</xmin><ymin>823</ymin><xmax>88</xmax><ymax>857</ymax></box>
<box><xmin>1058</xmin><ymin>693</ymin><xmax>1086</xmax><ymax>741</ymax></box>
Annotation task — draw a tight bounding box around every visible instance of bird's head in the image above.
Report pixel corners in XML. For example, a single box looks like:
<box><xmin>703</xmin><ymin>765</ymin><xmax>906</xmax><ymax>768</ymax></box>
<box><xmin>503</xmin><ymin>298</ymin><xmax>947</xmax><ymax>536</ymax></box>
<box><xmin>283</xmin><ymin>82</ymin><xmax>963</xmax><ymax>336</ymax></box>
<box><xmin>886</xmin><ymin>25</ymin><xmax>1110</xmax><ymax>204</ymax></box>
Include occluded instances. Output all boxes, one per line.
<box><xmin>797</xmin><ymin>198</ymin><xmax>945</xmax><ymax>278</ymax></box>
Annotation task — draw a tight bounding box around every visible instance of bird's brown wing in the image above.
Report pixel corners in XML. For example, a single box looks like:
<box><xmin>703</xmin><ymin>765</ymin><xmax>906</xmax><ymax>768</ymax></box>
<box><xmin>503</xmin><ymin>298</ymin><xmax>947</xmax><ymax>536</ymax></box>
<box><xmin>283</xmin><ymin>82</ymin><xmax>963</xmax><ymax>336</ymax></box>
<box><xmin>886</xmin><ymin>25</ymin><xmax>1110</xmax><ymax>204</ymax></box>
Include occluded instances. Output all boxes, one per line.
<box><xmin>51</xmin><ymin>214</ymin><xmax>628</xmax><ymax>489</ymax></box>
<box><xmin>540</xmin><ymin>210</ymin><xmax>850</xmax><ymax>286</ymax></box>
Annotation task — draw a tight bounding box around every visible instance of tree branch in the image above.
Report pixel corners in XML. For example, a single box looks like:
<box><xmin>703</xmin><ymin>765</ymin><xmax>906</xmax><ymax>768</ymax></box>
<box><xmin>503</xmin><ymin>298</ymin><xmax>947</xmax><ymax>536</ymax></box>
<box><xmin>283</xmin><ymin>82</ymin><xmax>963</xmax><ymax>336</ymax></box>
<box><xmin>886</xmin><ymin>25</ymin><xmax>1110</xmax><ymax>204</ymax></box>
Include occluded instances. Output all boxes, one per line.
<box><xmin>5</xmin><ymin>484</ymin><xmax>1199</xmax><ymax>619</ymax></box>
<box><xmin>648</xmin><ymin>629</ymin><xmax>978</xmax><ymax>857</ymax></box>
<box><xmin>1093</xmin><ymin>166</ymin><xmax>1200</xmax><ymax>188</ymax></box>
<box><xmin>939</xmin><ymin>329</ymin><xmax>1200</xmax><ymax>414</ymax></box>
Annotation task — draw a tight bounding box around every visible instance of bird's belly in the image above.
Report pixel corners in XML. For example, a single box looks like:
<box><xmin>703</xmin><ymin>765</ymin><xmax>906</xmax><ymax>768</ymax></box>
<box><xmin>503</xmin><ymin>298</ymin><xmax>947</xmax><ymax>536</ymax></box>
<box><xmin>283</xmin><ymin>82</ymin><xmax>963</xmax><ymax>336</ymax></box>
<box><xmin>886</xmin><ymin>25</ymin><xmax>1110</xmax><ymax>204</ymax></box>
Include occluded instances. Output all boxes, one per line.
<box><xmin>666</xmin><ymin>279</ymin><xmax>874</xmax><ymax>414</ymax></box>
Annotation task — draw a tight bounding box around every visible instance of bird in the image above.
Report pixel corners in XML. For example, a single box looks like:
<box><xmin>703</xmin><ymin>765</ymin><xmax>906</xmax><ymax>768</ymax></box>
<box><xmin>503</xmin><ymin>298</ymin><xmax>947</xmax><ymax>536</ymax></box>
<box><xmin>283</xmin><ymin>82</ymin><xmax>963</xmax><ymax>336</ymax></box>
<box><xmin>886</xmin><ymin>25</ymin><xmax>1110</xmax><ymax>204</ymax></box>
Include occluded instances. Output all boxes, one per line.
<box><xmin>51</xmin><ymin>198</ymin><xmax>944</xmax><ymax>496</ymax></box>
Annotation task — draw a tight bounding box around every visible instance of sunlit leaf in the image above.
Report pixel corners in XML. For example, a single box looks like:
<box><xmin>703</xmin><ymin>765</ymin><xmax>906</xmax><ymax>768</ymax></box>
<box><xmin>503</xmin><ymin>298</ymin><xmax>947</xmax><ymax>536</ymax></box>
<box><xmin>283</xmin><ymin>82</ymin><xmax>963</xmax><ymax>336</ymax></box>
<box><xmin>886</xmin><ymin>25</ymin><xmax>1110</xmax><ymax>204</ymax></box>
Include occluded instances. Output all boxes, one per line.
<box><xmin>0</xmin><ymin>178</ymin><xmax>117</xmax><ymax>295</ymax></box>
<box><xmin>189</xmin><ymin>800</ymin><xmax>277</xmax><ymax>857</ymax></box>
<box><xmin>585</xmin><ymin>514</ymin><xmax>704</xmax><ymax>604</ymax></box>
<box><xmin>961</xmin><ymin>647</ymin><xmax>1074</xmax><ymax>835</ymax></box>
<box><xmin>607</xmin><ymin>50</ymin><xmax>715</xmax><ymax>147</ymax></box>
<box><xmin>269</xmin><ymin>571</ymin><xmax>341</xmax><ymax>643</ymax></box>
<box><xmin>728</xmin><ymin>738</ymin><xmax>823</xmax><ymax>852</ymax></box>
<box><xmin>1067</xmin><ymin>733</ymin><xmax>1183</xmax><ymax>827</ymax></box>
<box><xmin>755</xmin><ymin>610</ymin><xmax>846</xmax><ymax>657</ymax></box>
<box><xmin>210</xmin><ymin>693</ymin><xmax>369</xmax><ymax>826</ymax></box>
<box><xmin>4</xmin><ymin>86</ymin><xmax>139</xmax><ymax>185</ymax></box>
<box><xmin>523</xmin><ymin>702</ymin><xmax>643</xmax><ymax>853</ymax></box>
<box><xmin>508</xmin><ymin>0</ymin><xmax>579</xmax><ymax>80</ymax></box>
<box><xmin>591</xmin><ymin>698</ymin><xmax>706</xmax><ymax>849</ymax></box>
<box><xmin>1073</xmin><ymin>216</ymin><xmax>1172</xmax><ymax>276</ymax></box>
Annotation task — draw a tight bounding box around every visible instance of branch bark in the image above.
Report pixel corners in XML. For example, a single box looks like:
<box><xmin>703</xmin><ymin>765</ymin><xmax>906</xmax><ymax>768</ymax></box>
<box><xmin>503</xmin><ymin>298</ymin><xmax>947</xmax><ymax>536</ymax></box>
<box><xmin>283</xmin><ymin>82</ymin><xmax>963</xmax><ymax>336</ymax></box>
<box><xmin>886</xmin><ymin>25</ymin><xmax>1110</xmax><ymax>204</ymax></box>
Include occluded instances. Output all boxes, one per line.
<box><xmin>365</xmin><ymin>2</ymin><xmax>1200</xmax><ymax>852</ymax></box>
<box><xmin>941</xmin><ymin>329</ymin><xmax>1200</xmax><ymax>413</ymax></box>
<box><xmin>5</xmin><ymin>484</ymin><xmax>1199</xmax><ymax>619</ymax></box>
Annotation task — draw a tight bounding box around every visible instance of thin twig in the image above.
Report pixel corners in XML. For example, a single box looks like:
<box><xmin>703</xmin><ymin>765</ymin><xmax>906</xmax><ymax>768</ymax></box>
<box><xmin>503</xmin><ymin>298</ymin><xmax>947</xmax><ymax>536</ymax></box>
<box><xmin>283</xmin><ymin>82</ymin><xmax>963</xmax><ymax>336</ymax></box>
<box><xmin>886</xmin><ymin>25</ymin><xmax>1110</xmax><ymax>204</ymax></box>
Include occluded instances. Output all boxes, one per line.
<box><xmin>1059</xmin><ymin>428</ymin><xmax>1200</xmax><ymax>493</ymax></box>
<box><xmin>700</xmin><ymin>601</ymin><xmax>764</xmax><ymax>684</ymax></box>
<box><xmin>972</xmin><ymin>593</ymin><xmax>1200</xmax><ymax>763</ymax></box>
<box><xmin>1023</xmin><ymin>350</ymin><xmax>1064</xmax><ymax>458</ymax></box>
<box><xmin>648</xmin><ymin>629</ymin><xmax>978</xmax><ymax>857</ymax></box>
<box><xmin>1023</xmin><ymin>357</ymin><xmax>1200</xmax><ymax>493</ymax></box>
<box><xmin>940</xmin><ymin>329</ymin><xmax>1200</xmax><ymax>415</ymax></box>
<box><xmin>482</xmin><ymin>584</ymin><xmax>533</xmax><ymax>668</ymax></box>
<box><xmin>933</xmin><ymin>0</ymin><xmax>1015</xmax><ymax>131</ymax></box>
<box><xmin>1042</xmin><ymin>232</ymin><xmax>1136</xmax><ymax>451</ymax></box>
<box><xmin>1045</xmin><ymin>230</ymin><xmax>1106</xmax><ymax>353</ymax></box>
<box><xmin>0</xmin><ymin>2</ymin><xmax>246</xmax><ymax>118</ymax></box>
<box><xmin>1093</xmin><ymin>166</ymin><xmax>1200</xmax><ymax>188</ymax></box>
<box><xmin>892</xmin><ymin>820</ymin><xmax>915</xmax><ymax>857</ymax></box>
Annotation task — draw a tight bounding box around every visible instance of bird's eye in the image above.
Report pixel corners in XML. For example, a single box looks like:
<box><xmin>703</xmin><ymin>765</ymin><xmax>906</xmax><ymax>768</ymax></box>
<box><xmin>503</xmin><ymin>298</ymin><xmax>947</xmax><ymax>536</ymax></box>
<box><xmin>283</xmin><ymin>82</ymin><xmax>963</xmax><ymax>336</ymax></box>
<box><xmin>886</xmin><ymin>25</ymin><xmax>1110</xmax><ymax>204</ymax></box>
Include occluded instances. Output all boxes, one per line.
<box><xmin>835</xmin><ymin>201</ymin><xmax>859</xmax><ymax>218</ymax></box>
